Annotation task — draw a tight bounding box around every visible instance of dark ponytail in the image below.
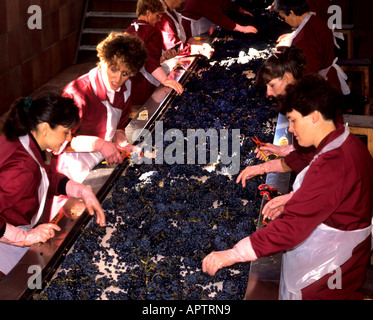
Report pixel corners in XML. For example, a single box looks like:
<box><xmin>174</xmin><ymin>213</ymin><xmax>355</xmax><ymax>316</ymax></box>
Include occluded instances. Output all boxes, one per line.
<box><xmin>2</xmin><ymin>93</ymin><xmax>80</xmax><ymax>141</ymax></box>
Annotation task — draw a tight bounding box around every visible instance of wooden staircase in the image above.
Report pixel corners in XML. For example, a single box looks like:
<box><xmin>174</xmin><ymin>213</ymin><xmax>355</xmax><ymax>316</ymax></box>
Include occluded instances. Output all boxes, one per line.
<box><xmin>75</xmin><ymin>0</ymin><xmax>138</xmax><ymax>63</ymax></box>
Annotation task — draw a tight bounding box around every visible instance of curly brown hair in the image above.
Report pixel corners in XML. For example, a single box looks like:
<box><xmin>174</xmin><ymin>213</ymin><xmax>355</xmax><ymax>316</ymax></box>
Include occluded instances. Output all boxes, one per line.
<box><xmin>136</xmin><ymin>0</ymin><xmax>166</xmax><ymax>17</ymax></box>
<box><xmin>97</xmin><ymin>32</ymin><xmax>147</xmax><ymax>75</ymax></box>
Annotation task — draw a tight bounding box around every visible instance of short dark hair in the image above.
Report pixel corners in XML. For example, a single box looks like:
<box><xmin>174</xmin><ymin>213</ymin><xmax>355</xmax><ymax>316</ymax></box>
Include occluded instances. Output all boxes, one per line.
<box><xmin>277</xmin><ymin>74</ymin><xmax>342</xmax><ymax>121</ymax></box>
<box><xmin>256</xmin><ymin>46</ymin><xmax>307</xmax><ymax>86</ymax></box>
<box><xmin>274</xmin><ymin>0</ymin><xmax>309</xmax><ymax>16</ymax></box>
<box><xmin>2</xmin><ymin>93</ymin><xmax>80</xmax><ymax>141</ymax></box>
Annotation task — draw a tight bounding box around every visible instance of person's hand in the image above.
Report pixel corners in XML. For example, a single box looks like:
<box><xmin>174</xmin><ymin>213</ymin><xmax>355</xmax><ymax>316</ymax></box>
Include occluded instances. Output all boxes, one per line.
<box><xmin>163</xmin><ymin>79</ymin><xmax>184</xmax><ymax>95</ymax></box>
<box><xmin>98</xmin><ymin>140</ymin><xmax>123</xmax><ymax>166</ymax></box>
<box><xmin>236</xmin><ymin>164</ymin><xmax>266</xmax><ymax>187</ymax></box>
<box><xmin>202</xmin><ymin>249</ymin><xmax>240</xmax><ymax>276</ymax></box>
<box><xmin>276</xmin><ymin>33</ymin><xmax>294</xmax><ymax>47</ymax></box>
<box><xmin>114</xmin><ymin>130</ymin><xmax>143</xmax><ymax>163</ymax></box>
<box><xmin>238</xmin><ymin>7</ymin><xmax>254</xmax><ymax>17</ymax></box>
<box><xmin>191</xmin><ymin>43</ymin><xmax>215</xmax><ymax>59</ymax></box>
<box><xmin>262</xmin><ymin>192</ymin><xmax>294</xmax><ymax>221</ymax></box>
<box><xmin>0</xmin><ymin>223</ymin><xmax>61</xmax><ymax>247</ymax></box>
<box><xmin>234</xmin><ymin>24</ymin><xmax>258</xmax><ymax>34</ymax></box>
<box><xmin>66</xmin><ymin>180</ymin><xmax>106</xmax><ymax>226</ymax></box>
<box><xmin>255</xmin><ymin>144</ymin><xmax>294</xmax><ymax>160</ymax></box>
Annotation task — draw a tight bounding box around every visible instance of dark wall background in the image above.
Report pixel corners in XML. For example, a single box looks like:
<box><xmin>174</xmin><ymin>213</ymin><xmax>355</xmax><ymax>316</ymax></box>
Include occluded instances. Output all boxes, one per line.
<box><xmin>0</xmin><ymin>0</ymin><xmax>85</xmax><ymax>117</ymax></box>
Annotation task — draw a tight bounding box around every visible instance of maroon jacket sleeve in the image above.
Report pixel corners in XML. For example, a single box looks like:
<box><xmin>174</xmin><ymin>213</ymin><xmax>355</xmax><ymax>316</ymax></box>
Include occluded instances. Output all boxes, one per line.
<box><xmin>182</xmin><ymin>0</ymin><xmax>236</xmax><ymax>32</ymax></box>
<box><xmin>144</xmin><ymin>28</ymin><xmax>164</xmax><ymax>74</ymax></box>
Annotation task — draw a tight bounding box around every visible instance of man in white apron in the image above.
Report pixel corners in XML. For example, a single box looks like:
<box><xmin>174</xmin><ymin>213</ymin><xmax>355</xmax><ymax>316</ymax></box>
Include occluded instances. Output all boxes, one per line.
<box><xmin>202</xmin><ymin>74</ymin><xmax>373</xmax><ymax>299</ymax></box>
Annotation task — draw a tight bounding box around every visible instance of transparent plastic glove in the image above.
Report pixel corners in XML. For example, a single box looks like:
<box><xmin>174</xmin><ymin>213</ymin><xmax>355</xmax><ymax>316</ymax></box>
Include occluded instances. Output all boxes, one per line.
<box><xmin>202</xmin><ymin>249</ymin><xmax>242</xmax><ymax>276</ymax></box>
<box><xmin>202</xmin><ymin>238</ymin><xmax>257</xmax><ymax>276</ymax></box>
<box><xmin>114</xmin><ymin>130</ymin><xmax>143</xmax><ymax>163</ymax></box>
<box><xmin>66</xmin><ymin>180</ymin><xmax>106</xmax><ymax>226</ymax></box>
<box><xmin>234</xmin><ymin>24</ymin><xmax>258</xmax><ymax>34</ymax></box>
<box><xmin>276</xmin><ymin>32</ymin><xmax>294</xmax><ymax>47</ymax></box>
<box><xmin>236</xmin><ymin>159</ymin><xmax>284</xmax><ymax>188</ymax></box>
<box><xmin>0</xmin><ymin>223</ymin><xmax>61</xmax><ymax>247</ymax></box>
<box><xmin>95</xmin><ymin>139</ymin><xmax>123</xmax><ymax>166</ymax></box>
<box><xmin>255</xmin><ymin>144</ymin><xmax>295</xmax><ymax>160</ymax></box>
<box><xmin>262</xmin><ymin>191</ymin><xmax>294</xmax><ymax>221</ymax></box>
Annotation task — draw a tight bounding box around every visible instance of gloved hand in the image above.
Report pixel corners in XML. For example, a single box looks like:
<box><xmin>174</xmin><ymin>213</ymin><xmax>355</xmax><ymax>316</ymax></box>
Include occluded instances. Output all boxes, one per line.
<box><xmin>0</xmin><ymin>223</ymin><xmax>61</xmax><ymax>247</ymax></box>
<box><xmin>255</xmin><ymin>144</ymin><xmax>295</xmax><ymax>160</ymax></box>
<box><xmin>202</xmin><ymin>249</ymin><xmax>242</xmax><ymax>276</ymax></box>
<box><xmin>262</xmin><ymin>192</ymin><xmax>294</xmax><ymax>221</ymax></box>
<box><xmin>202</xmin><ymin>237</ymin><xmax>258</xmax><ymax>276</ymax></box>
<box><xmin>234</xmin><ymin>24</ymin><xmax>258</xmax><ymax>34</ymax></box>
<box><xmin>236</xmin><ymin>159</ymin><xmax>284</xmax><ymax>188</ymax></box>
<box><xmin>96</xmin><ymin>139</ymin><xmax>123</xmax><ymax>166</ymax></box>
<box><xmin>114</xmin><ymin>130</ymin><xmax>143</xmax><ymax>163</ymax></box>
<box><xmin>66</xmin><ymin>180</ymin><xmax>106</xmax><ymax>226</ymax></box>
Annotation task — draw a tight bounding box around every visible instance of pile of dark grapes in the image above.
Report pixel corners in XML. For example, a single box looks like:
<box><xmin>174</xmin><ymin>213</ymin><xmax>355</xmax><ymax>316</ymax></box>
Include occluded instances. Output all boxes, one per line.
<box><xmin>36</xmin><ymin>14</ymin><xmax>281</xmax><ymax>300</ymax></box>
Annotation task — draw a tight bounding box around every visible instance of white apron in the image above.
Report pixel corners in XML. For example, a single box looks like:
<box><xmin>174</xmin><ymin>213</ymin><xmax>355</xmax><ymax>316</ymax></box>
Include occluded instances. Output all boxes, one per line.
<box><xmin>57</xmin><ymin>68</ymin><xmax>126</xmax><ymax>184</ymax></box>
<box><xmin>280</xmin><ymin>126</ymin><xmax>373</xmax><ymax>299</ymax></box>
<box><xmin>281</xmin><ymin>12</ymin><xmax>350</xmax><ymax>95</ymax></box>
<box><xmin>0</xmin><ymin>135</ymin><xmax>50</xmax><ymax>275</ymax></box>
<box><xmin>50</xmin><ymin>69</ymin><xmax>127</xmax><ymax>220</ymax></box>
<box><xmin>181</xmin><ymin>15</ymin><xmax>214</xmax><ymax>37</ymax></box>
<box><xmin>166</xmin><ymin>9</ymin><xmax>187</xmax><ymax>43</ymax></box>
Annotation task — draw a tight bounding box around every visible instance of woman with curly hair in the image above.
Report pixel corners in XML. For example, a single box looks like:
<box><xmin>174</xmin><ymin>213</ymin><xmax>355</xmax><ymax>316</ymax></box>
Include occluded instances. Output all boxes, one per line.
<box><xmin>126</xmin><ymin>0</ymin><xmax>184</xmax><ymax>105</ymax></box>
<box><xmin>48</xmin><ymin>32</ymin><xmax>147</xmax><ymax>220</ymax></box>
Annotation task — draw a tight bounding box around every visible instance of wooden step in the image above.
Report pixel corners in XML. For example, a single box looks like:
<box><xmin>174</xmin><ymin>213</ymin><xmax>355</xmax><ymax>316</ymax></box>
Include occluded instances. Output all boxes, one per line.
<box><xmin>82</xmin><ymin>28</ymin><xmax>126</xmax><ymax>34</ymax></box>
<box><xmin>86</xmin><ymin>11</ymin><xmax>137</xmax><ymax>18</ymax></box>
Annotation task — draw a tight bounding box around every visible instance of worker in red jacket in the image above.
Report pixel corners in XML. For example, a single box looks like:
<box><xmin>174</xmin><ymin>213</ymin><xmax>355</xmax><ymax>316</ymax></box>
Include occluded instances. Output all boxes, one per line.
<box><xmin>0</xmin><ymin>94</ymin><xmax>105</xmax><ymax>278</ymax></box>
<box><xmin>47</xmin><ymin>32</ymin><xmax>146</xmax><ymax>219</ymax></box>
<box><xmin>274</xmin><ymin>0</ymin><xmax>350</xmax><ymax>95</ymax></box>
<box><xmin>156</xmin><ymin>0</ymin><xmax>214</xmax><ymax>58</ymax></box>
<box><xmin>181</xmin><ymin>0</ymin><xmax>258</xmax><ymax>39</ymax></box>
<box><xmin>203</xmin><ymin>74</ymin><xmax>373</xmax><ymax>300</ymax></box>
<box><xmin>126</xmin><ymin>0</ymin><xmax>183</xmax><ymax>105</ymax></box>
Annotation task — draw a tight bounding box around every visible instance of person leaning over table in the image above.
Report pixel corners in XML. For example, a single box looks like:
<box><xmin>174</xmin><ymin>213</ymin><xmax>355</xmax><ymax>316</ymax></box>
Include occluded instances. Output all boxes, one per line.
<box><xmin>181</xmin><ymin>0</ymin><xmax>258</xmax><ymax>39</ymax></box>
<box><xmin>0</xmin><ymin>94</ymin><xmax>105</xmax><ymax>279</ymax></box>
<box><xmin>203</xmin><ymin>74</ymin><xmax>373</xmax><ymax>300</ymax></box>
<box><xmin>156</xmin><ymin>0</ymin><xmax>214</xmax><ymax>59</ymax></box>
<box><xmin>253</xmin><ymin>46</ymin><xmax>314</xmax><ymax>162</ymax></box>
<box><xmin>126</xmin><ymin>0</ymin><xmax>184</xmax><ymax>106</ymax></box>
<box><xmin>274</xmin><ymin>0</ymin><xmax>350</xmax><ymax>95</ymax></box>
<box><xmin>47</xmin><ymin>32</ymin><xmax>146</xmax><ymax>220</ymax></box>
<box><xmin>236</xmin><ymin>47</ymin><xmax>344</xmax><ymax>214</ymax></box>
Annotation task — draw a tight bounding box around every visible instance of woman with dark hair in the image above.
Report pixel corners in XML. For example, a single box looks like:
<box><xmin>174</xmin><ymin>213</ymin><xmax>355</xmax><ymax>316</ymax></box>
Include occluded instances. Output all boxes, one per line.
<box><xmin>126</xmin><ymin>0</ymin><xmax>184</xmax><ymax>105</ymax></box>
<box><xmin>274</xmin><ymin>0</ymin><xmax>350</xmax><ymax>95</ymax></box>
<box><xmin>237</xmin><ymin>47</ymin><xmax>311</xmax><ymax>183</ymax></box>
<box><xmin>0</xmin><ymin>94</ymin><xmax>105</xmax><ymax>278</ymax></box>
<box><xmin>204</xmin><ymin>74</ymin><xmax>373</xmax><ymax>300</ymax></box>
<box><xmin>257</xmin><ymin>46</ymin><xmax>307</xmax><ymax>99</ymax></box>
